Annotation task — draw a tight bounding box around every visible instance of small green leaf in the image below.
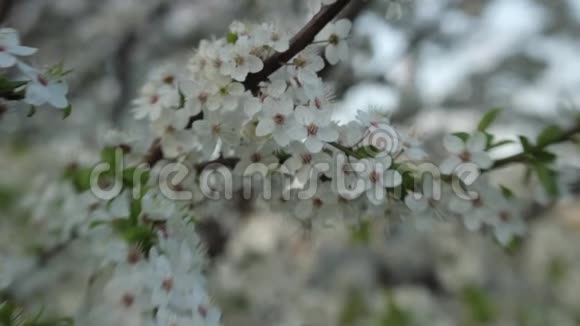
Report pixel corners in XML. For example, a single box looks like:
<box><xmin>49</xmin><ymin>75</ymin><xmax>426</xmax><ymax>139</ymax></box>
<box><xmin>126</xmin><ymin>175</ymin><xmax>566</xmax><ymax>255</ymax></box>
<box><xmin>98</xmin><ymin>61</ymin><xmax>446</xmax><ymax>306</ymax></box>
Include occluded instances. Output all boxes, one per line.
<box><xmin>452</xmin><ymin>132</ymin><xmax>470</xmax><ymax>142</ymax></box>
<box><xmin>122</xmin><ymin>167</ymin><xmax>150</xmax><ymax>188</ymax></box>
<box><xmin>534</xmin><ymin>150</ymin><xmax>556</xmax><ymax>163</ymax></box>
<box><xmin>533</xmin><ymin>163</ymin><xmax>559</xmax><ymax>197</ymax></box>
<box><xmin>63</xmin><ymin>166</ymin><xmax>93</xmax><ymax>192</ymax></box>
<box><xmin>536</xmin><ymin>125</ymin><xmax>562</xmax><ymax>148</ymax></box>
<box><xmin>477</xmin><ymin>108</ymin><xmax>501</xmax><ymax>132</ymax></box>
<box><xmin>62</xmin><ymin>104</ymin><xmax>72</xmax><ymax>119</ymax></box>
<box><xmin>0</xmin><ymin>75</ymin><xmax>27</xmax><ymax>92</ymax></box>
<box><xmin>462</xmin><ymin>285</ymin><xmax>496</xmax><ymax>324</ymax></box>
<box><xmin>226</xmin><ymin>32</ymin><xmax>239</xmax><ymax>44</ymax></box>
<box><xmin>350</xmin><ymin>221</ymin><xmax>371</xmax><ymax>244</ymax></box>
<box><xmin>487</xmin><ymin>139</ymin><xmax>514</xmax><ymax>150</ymax></box>
<box><xmin>27</xmin><ymin>105</ymin><xmax>36</xmax><ymax>117</ymax></box>
<box><xmin>499</xmin><ymin>185</ymin><xmax>514</xmax><ymax>199</ymax></box>
<box><xmin>519</xmin><ymin>136</ymin><xmax>533</xmax><ymax>153</ymax></box>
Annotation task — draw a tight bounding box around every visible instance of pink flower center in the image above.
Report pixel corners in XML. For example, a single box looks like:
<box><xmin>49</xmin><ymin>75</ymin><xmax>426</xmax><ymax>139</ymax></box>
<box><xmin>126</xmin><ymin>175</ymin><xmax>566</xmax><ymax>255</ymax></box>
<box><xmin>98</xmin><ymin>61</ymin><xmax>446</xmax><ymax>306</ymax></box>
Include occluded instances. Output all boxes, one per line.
<box><xmin>37</xmin><ymin>75</ymin><xmax>49</xmax><ymax>87</ymax></box>
<box><xmin>498</xmin><ymin>210</ymin><xmax>511</xmax><ymax>222</ymax></box>
<box><xmin>307</xmin><ymin>123</ymin><xmax>319</xmax><ymax>136</ymax></box>
<box><xmin>0</xmin><ymin>46</ymin><xmax>5</xmax><ymax>52</ymax></box>
<box><xmin>149</xmin><ymin>94</ymin><xmax>160</xmax><ymax>105</ymax></box>
<box><xmin>162</xmin><ymin>278</ymin><xmax>174</xmax><ymax>293</ymax></box>
<box><xmin>369</xmin><ymin>170</ymin><xmax>380</xmax><ymax>184</ymax></box>
<box><xmin>313</xmin><ymin>197</ymin><xmax>323</xmax><ymax>207</ymax></box>
<box><xmin>250</xmin><ymin>153</ymin><xmax>262</xmax><ymax>162</ymax></box>
<box><xmin>329</xmin><ymin>34</ymin><xmax>340</xmax><ymax>45</ymax></box>
<box><xmin>121</xmin><ymin>293</ymin><xmax>135</xmax><ymax>308</ymax></box>
<box><xmin>459</xmin><ymin>151</ymin><xmax>471</xmax><ymax>162</ymax></box>
<box><xmin>198</xmin><ymin>92</ymin><xmax>208</xmax><ymax>104</ymax></box>
<box><xmin>211</xmin><ymin>124</ymin><xmax>221</xmax><ymax>135</ymax></box>
<box><xmin>301</xmin><ymin>153</ymin><xmax>312</xmax><ymax>164</ymax></box>
<box><xmin>273</xmin><ymin>113</ymin><xmax>285</xmax><ymax>125</ymax></box>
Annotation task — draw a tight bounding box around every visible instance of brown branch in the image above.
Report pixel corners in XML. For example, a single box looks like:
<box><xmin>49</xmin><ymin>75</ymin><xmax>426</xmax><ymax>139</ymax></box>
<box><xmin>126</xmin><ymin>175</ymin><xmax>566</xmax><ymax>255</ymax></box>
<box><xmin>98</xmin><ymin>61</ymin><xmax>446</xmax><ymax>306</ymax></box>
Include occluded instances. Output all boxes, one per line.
<box><xmin>243</xmin><ymin>0</ymin><xmax>353</xmax><ymax>92</ymax></box>
<box><xmin>144</xmin><ymin>0</ymin><xmax>353</xmax><ymax>167</ymax></box>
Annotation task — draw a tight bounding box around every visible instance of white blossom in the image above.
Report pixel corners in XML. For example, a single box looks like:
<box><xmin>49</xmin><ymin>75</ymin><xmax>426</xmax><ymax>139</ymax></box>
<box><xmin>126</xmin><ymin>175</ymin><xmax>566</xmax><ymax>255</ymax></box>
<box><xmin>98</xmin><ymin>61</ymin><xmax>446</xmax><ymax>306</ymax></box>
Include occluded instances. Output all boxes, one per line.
<box><xmin>316</xmin><ymin>19</ymin><xmax>351</xmax><ymax>65</ymax></box>
<box><xmin>440</xmin><ymin>132</ymin><xmax>493</xmax><ymax>175</ymax></box>
<box><xmin>0</xmin><ymin>28</ymin><xmax>36</xmax><ymax>68</ymax></box>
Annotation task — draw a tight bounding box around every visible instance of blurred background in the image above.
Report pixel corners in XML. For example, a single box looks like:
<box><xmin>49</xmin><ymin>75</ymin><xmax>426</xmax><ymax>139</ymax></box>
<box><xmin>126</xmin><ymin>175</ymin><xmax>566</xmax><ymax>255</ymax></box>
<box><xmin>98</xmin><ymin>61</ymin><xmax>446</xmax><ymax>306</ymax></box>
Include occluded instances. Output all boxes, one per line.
<box><xmin>1</xmin><ymin>0</ymin><xmax>580</xmax><ymax>325</ymax></box>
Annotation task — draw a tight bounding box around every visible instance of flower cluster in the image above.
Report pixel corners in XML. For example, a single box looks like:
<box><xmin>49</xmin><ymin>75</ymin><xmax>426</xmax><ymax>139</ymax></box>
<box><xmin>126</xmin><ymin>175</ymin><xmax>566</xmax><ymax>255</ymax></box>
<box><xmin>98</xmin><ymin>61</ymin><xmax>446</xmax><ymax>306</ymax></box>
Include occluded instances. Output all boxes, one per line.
<box><xmin>129</xmin><ymin>15</ymin><xmax>533</xmax><ymax>245</ymax></box>
<box><xmin>0</xmin><ymin>28</ymin><xmax>69</xmax><ymax>111</ymax></box>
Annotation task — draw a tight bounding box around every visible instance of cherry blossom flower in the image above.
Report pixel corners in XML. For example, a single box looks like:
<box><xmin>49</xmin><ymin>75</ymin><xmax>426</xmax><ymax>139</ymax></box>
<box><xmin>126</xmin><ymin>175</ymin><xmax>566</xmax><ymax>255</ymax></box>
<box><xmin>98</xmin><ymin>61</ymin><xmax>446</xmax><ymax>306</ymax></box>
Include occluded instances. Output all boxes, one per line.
<box><xmin>0</xmin><ymin>28</ymin><xmax>37</xmax><ymax>68</ymax></box>
<box><xmin>131</xmin><ymin>82</ymin><xmax>179</xmax><ymax>121</ymax></box>
<box><xmin>18</xmin><ymin>63</ymin><xmax>69</xmax><ymax>109</ymax></box>
<box><xmin>206</xmin><ymin>77</ymin><xmax>244</xmax><ymax>111</ymax></box>
<box><xmin>234</xmin><ymin>141</ymin><xmax>280</xmax><ymax>176</ymax></box>
<box><xmin>292</xmin><ymin>109</ymin><xmax>339</xmax><ymax>153</ymax></box>
<box><xmin>220</xmin><ymin>36</ymin><xmax>263</xmax><ymax>81</ymax></box>
<box><xmin>255</xmin><ymin>96</ymin><xmax>297</xmax><ymax>147</ymax></box>
<box><xmin>287</xmin><ymin>48</ymin><xmax>325</xmax><ymax>85</ymax></box>
<box><xmin>440</xmin><ymin>132</ymin><xmax>493</xmax><ymax>175</ymax></box>
<box><xmin>360</xmin><ymin>157</ymin><xmax>402</xmax><ymax>206</ymax></box>
<box><xmin>284</xmin><ymin>142</ymin><xmax>332</xmax><ymax>183</ymax></box>
<box><xmin>193</xmin><ymin>111</ymin><xmax>241</xmax><ymax>156</ymax></box>
<box><xmin>316</xmin><ymin>19</ymin><xmax>352</xmax><ymax>65</ymax></box>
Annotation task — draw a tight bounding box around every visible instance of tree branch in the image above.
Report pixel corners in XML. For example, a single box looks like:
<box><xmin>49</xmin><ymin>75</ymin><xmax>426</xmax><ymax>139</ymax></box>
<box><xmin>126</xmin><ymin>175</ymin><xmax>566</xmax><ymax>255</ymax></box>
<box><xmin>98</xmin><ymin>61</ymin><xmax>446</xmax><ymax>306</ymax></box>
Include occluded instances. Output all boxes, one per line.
<box><xmin>491</xmin><ymin>124</ymin><xmax>580</xmax><ymax>169</ymax></box>
<box><xmin>144</xmin><ymin>0</ymin><xmax>354</xmax><ymax>167</ymax></box>
<box><xmin>243</xmin><ymin>0</ymin><xmax>353</xmax><ymax>92</ymax></box>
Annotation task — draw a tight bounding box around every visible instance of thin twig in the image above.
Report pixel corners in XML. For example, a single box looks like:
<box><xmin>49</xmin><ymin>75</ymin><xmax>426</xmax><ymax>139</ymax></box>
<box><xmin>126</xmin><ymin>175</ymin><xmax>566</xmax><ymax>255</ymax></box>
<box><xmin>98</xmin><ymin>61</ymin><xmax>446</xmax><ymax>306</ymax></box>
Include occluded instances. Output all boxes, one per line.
<box><xmin>491</xmin><ymin>124</ymin><xmax>580</xmax><ymax>169</ymax></box>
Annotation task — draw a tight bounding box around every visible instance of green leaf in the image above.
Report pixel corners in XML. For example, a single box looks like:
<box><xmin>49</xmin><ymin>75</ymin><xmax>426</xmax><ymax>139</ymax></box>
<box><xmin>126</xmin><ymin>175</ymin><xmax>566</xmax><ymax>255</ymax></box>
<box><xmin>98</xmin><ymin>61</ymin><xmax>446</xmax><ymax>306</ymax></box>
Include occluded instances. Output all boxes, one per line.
<box><xmin>0</xmin><ymin>75</ymin><xmax>27</xmax><ymax>92</ymax></box>
<box><xmin>338</xmin><ymin>290</ymin><xmax>367</xmax><ymax>326</ymax></box>
<box><xmin>226</xmin><ymin>32</ymin><xmax>238</xmax><ymax>44</ymax></box>
<box><xmin>532</xmin><ymin>163</ymin><xmax>559</xmax><ymax>197</ymax></box>
<box><xmin>536</xmin><ymin>125</ymin><xmax>562</xmax><ymax>148</ymax></box>
<box><xmin>380</xmin><ymin>297</ymin><xmax>412</xmax><ymax>326</ymax></box>
<box><xmin>27</xmin><ymin>105</ymin><xmax>36</xmax><ymax>117</ymax></box>
<box><xmin>462</xmin><ymin>285</ymin><xmax>496</xmax><ymax>324</ymax></box>
<box><xmin>63</xmin><ymin>166</ymin><xmax>93</xmax><ymax>192</ymax></box>
<box><xmin>122</xmin><ymin>167</ymin><xmax>150</xmax><ymax>188</ymax></box>
<box><xmin>62</xmin><ymin>104</ymin><xmax>72</xmax><ymax>119</ymax></box>
<box><xmin>350</xmin><ymin>221</ymin><xmax>371</xmax><ymax>244</ymax></box>
<box><xmin>499</xmin><ymin>185</ymin><xmax>514</xmax><ymax>199</ymax></box>
<box><xmin>519</xmin><ymin>136</ymin><xmax>533</xmax><ymax>153</ymax></box>
<box><xmin>452</xmin><ymin>132</ymin><xmax>470</xmax><ymax>142</ymax></box>
<box><xmin>487</xmin><ymin>139</ymin><xmax>514</xmax><ymax>150</ymax></box>
<box><xmin>477</xmin><ymin>108</ymin><xmax>501</xmax><ymax>132</ymax></box>
<box><xmin>534</xmin><ymin>150</ymin><xmax>556</xmax><ymax>163</ymax></box>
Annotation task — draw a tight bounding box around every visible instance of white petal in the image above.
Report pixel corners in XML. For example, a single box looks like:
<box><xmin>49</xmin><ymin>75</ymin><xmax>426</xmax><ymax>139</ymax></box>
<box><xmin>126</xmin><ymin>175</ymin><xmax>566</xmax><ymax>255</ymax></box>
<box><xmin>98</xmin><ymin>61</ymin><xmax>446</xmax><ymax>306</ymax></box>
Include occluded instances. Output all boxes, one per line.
<box><xmin>443</xmin><ymin>134</ymin><xmax>465</xmax><ymax>153</ymax></box>
<box><xmin>405</xmin><ymin>194</ymin><xmax>428</xmax><ymax>212</ymax></box>
<box><xmin>317</xmin><ymin>126</ymin><xmax>339</xmax><ymax>142</ymax></box>
<box><xmin>0</xmin><ymin>52</ymin><xmax>16</xmax><ymax>68</ymax></box>
<box><xmin>247</xmin><ymin>56</ymin><xmax>264</xmax><ymax>73</ymax></box>
<box><xmin>335</xmin><ymin>19</ymin><xmax>352</xmax><ymax>36</ymax></box>
<box><xmin>467</xmin><ymin>132</ymin><xmax>487</xmax><ymax>152</ymax></box>
<box><xmin>471</xmin><ymin>152</ymin><xmax>493</xmax><ymax>169</ymax></box>
<box><xmin>305</xmin><ymin>137</ymin><xmax>324</xmax><ymax>153</ymax></box>
<box><xmin>256</xmin><ymin>119</ymin><xmax>274</xmax><ymax>136</ymax></box>
<box><xmin>295</xmin><ymin>200</ymin><xmax>313</xmax><ymax>219</ymax></box>
<box><xmin>439</xmin><ymin>156</ymin><xmax>462</xmax><ymax>175</ymax></box>
<box><xmin>325</xmin><ymin>45</ymin><xmax>339</xmax><ymax>65</ymax></box>
<box><xmin>9</xmin><ymin>45</ymin><xmax>37</xmax><ymax>56</ymax></box>
<box><xmin>383</xmin><ymin>170</ymin><xmax>402</xmax><ymax>187</ymax></box>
